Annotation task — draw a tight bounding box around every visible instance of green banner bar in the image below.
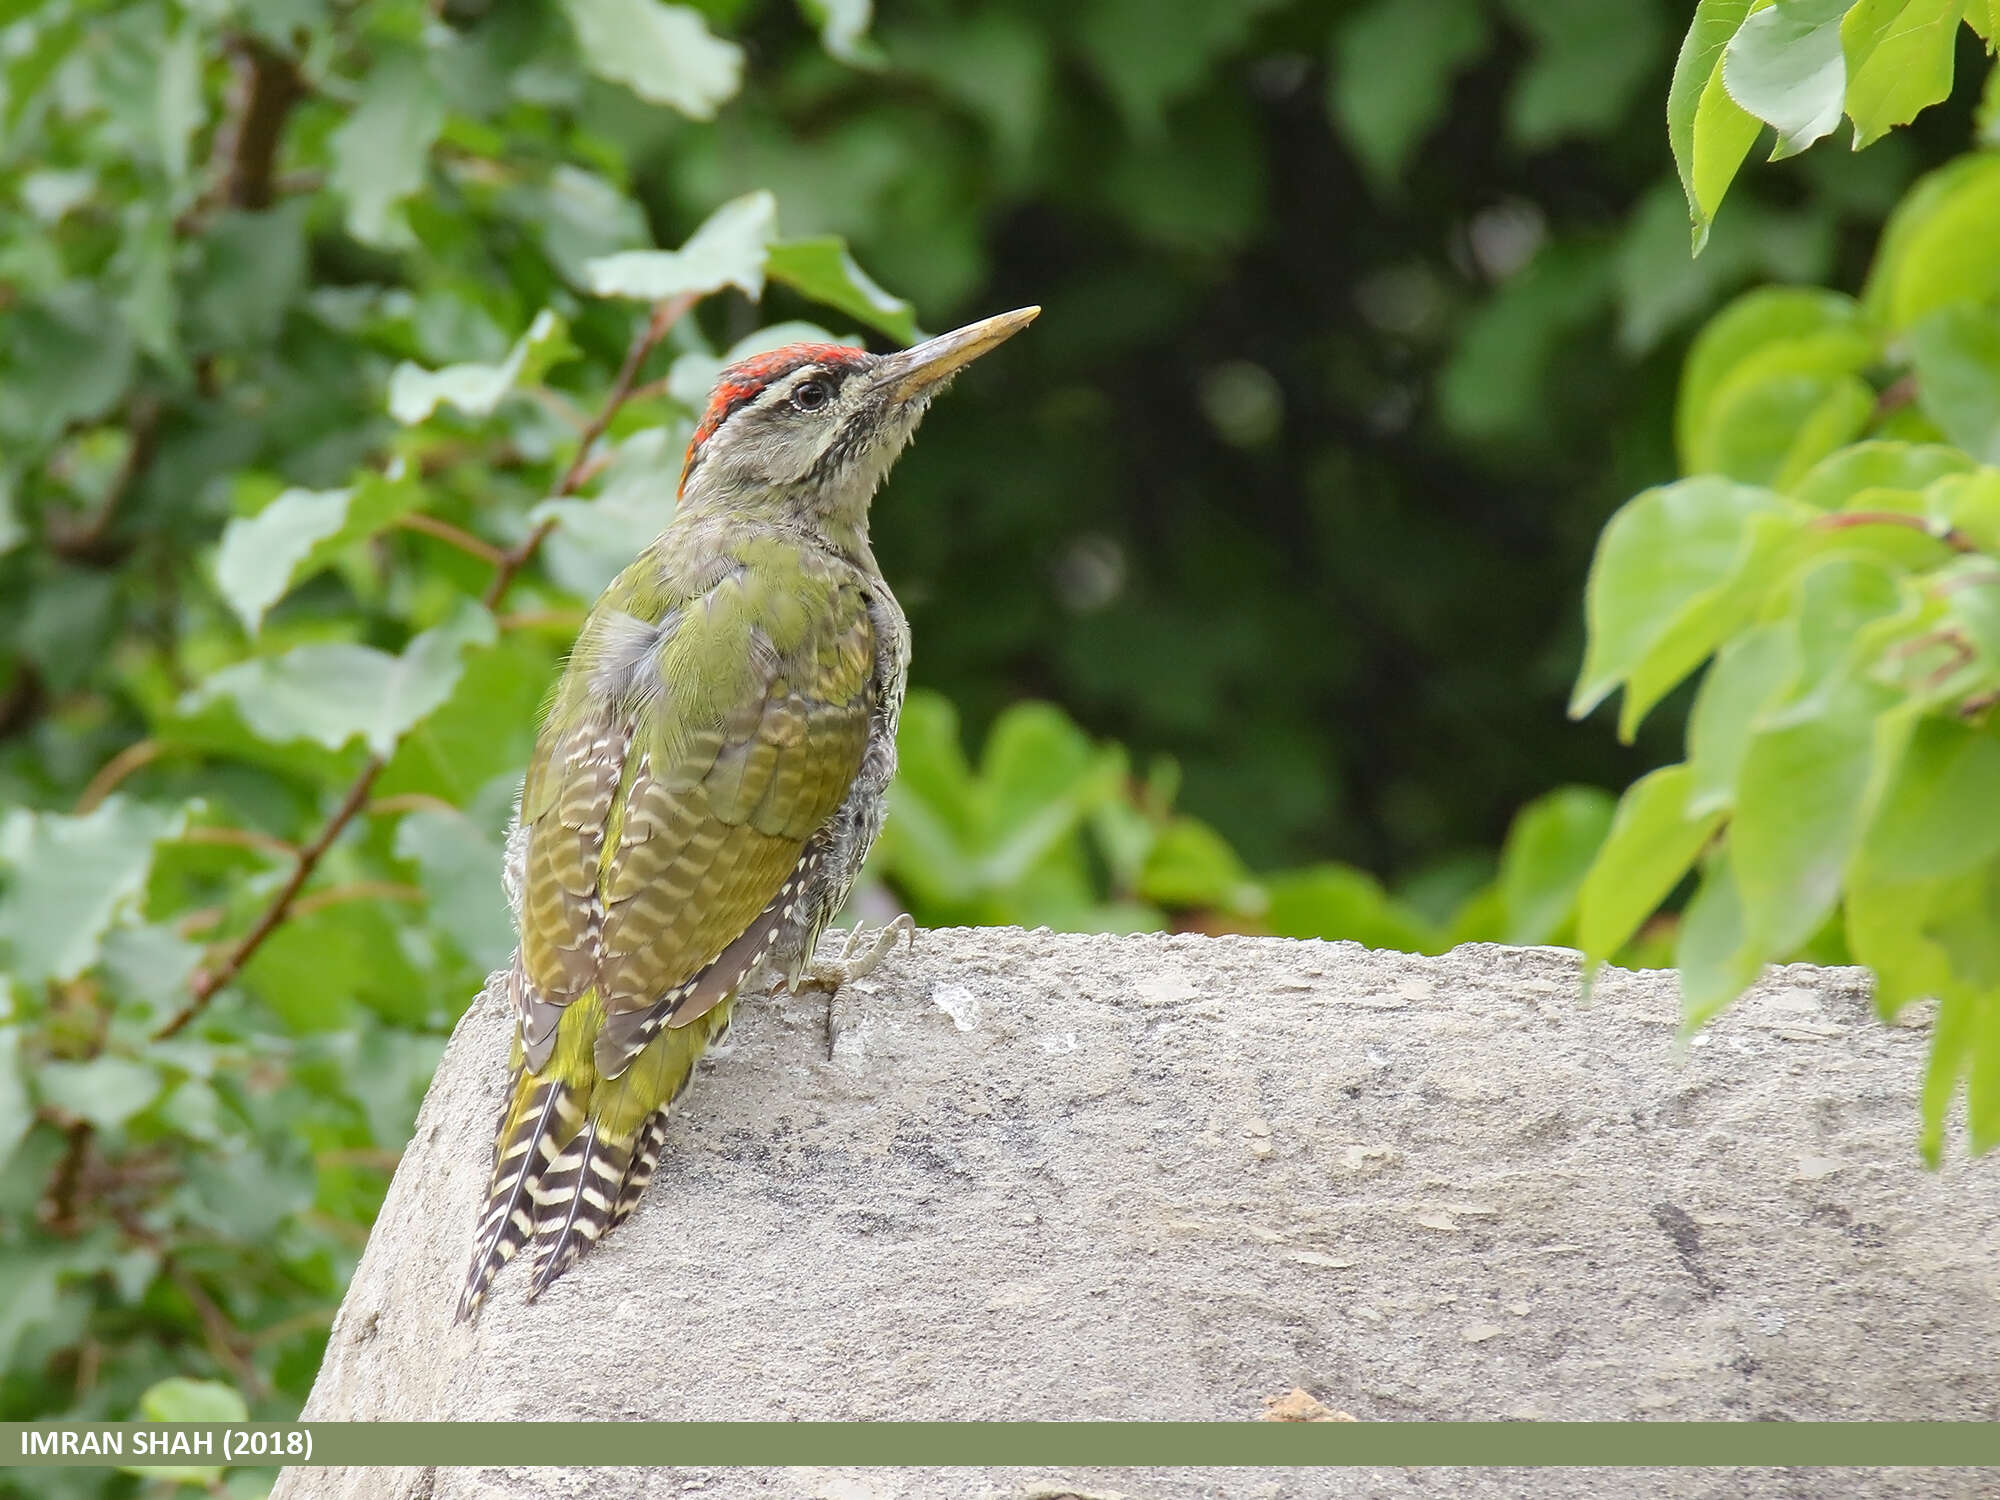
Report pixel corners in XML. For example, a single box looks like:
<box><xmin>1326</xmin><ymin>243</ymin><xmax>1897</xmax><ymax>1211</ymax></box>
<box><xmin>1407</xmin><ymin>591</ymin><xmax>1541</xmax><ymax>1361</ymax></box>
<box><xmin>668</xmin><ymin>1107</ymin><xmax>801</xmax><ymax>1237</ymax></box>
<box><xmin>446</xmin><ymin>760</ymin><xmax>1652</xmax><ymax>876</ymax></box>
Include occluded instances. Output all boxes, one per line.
<box><xmin>6</xmin><ymin>1422</ymin><xmax>2000</xmax><ymax>1469</ymax></box>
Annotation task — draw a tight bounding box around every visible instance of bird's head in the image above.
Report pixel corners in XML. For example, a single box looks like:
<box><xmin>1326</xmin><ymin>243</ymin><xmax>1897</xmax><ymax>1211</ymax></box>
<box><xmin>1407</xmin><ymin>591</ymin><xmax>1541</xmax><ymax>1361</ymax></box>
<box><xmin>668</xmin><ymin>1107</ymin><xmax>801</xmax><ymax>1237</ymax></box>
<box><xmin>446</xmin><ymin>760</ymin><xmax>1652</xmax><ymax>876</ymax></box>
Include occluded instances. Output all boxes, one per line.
<box><xmin>676</xmin><ymin>306</ymin><xmax>1039</xmax><ymax>544</ymax></box>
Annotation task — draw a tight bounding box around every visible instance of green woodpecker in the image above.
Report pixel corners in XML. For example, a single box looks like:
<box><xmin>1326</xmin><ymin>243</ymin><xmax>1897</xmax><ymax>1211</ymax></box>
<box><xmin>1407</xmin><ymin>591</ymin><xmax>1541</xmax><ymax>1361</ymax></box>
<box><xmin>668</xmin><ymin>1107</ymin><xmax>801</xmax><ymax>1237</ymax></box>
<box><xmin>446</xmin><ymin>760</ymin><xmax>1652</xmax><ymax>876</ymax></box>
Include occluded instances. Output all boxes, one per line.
<box><xmin>457</xmin><ymin>306</ymin><xmax>1039</xmax><ymax>1318</ymax></box>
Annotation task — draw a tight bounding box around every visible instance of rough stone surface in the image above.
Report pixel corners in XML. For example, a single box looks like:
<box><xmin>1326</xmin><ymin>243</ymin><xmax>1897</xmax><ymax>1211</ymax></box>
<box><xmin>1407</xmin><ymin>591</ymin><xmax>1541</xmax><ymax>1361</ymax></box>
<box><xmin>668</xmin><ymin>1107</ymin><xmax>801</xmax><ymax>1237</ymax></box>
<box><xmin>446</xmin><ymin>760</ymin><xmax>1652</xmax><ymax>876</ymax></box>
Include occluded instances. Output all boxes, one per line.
<box><xmin>277</xmin><ymin>931</ymin><xmax>2000</xmax><ymax>1500</ymax></box>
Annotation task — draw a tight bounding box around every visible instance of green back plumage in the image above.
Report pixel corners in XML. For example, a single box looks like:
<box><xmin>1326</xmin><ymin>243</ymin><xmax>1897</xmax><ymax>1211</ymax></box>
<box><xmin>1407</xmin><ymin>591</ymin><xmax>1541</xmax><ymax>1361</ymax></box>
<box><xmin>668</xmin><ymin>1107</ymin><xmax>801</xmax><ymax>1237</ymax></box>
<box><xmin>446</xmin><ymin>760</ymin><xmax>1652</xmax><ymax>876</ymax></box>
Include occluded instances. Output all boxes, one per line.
<box><xmin>459</xmin><ymin>525</ymin><xmax>876</xmax><ymax>1317</ymax></box>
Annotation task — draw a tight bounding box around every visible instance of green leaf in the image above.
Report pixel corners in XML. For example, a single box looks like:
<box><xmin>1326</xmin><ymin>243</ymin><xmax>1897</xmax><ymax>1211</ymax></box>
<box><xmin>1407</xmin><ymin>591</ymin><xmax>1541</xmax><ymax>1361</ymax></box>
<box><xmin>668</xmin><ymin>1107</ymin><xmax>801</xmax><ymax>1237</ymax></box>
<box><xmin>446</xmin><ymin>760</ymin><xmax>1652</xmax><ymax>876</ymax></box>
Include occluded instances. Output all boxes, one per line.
<box><xmin>328</xmin><ymin>44</ymin><xmax>447</xmax><ymax>249</ymax></box>
<box><xmin>155</xmin><ymin>16</ymin><xmax>202</xmax><ymax>182</ymax></box>
<box><xmin>0</xmin><ymin>798</ymin><xmax>186</xmax><ymax>989</ymax></box>
<box><xmin>1327</xmin><ymin>0</ymin><xmax>1489</xmax><ymax>194</ymax></box>
<box><xmin>1263</xmin><ymin>864</ymin><xmax>1442</xmax><ymax>953</ymax></box>
<box><xmin>1848</xmin><ymin>862</ymin><xmax>1960</xmax><ymax>1016</ymax></box>
<box><xmin>1137</xmin><ymin>816</ymin><xmax>1265</xmax><ymax>915</ymax></box>
<box><xmin>1687</xmin><ymin>620</ymin><xmax>1798</xmax><ymax>815</ymax></box>
<box><xmin>192</xmin><ymin>602</ymin><xmax>497</xmax><ymax>757</ymax></box>
<box><xmin>1789</xmin><ymin>439</ymin><xmax>1976</xmax><ymax>507</ymax></box>
<box><xmin>584</xmin><ymin>191</ymin><xmax>777</xmax><ymax>302</ymax></box>
<box><xmin>1676</xmin><ymin>287</ymin><xmax>1874</xmax><ymax>473</ymax></box>
<box><xmin>121</xmin><ymin>1376</ymin><xmax>245</xmax><ymax>1484</ymax></box>
<box><xmin>1501</xmin><ymin>0</ymin><xmax>1665</xmax><ymax>150</ymax></box>
<box><xmin>141</xmin><ymin>1376</ymin><xmax>248</xmax><ymax>1424</ymax></box>
<box><xmin>1908</xmin><ymin>302</ymin><xmax>2000</xmax><ymax>463</ymax></box>
<box><xmin>38</xmin><ymin>1055</ymin><xmax>161</xmax><ymax>1132</ymax></box>
<box><xmin>1677</xmin><ymin>848</ymin><xmax>1761</xmax><ymax>1024</ymax></box>
<box><xmin>395</xmin><ymin>806</ymin><xmax>513</xmax><ymax>971</ymax></box>
<box><xmin>0</xmin><ymin>287</ymin><xmax>135</xmax><ymax>447</ymax></box>
<box><xmin>1860</xmin><ymin>716</ymin><xmax>2000</xmax><ymax>880</ymax></box>
<box><xmin>388</xmin><ymin>309</ymin><xmax>577</xmax><ymax>424</ymax></box>
<box><xmin>1839</xmin><ymin>0</ymin><xmax>1964</xmax><ymax>150</ymax></box>
<box><xmin>560</xmin><ymin>0</ymin><xmax>744</xmax><ymax>119</ymax></box>
<box><xmin>766</xmin><ymin>238</ymin><xmax>917</xmax><ymax>344</ymax></box>
<box><xmin>1571</xmin><ymin>476</ymin><xmax>1807</xmax><ymax>731</ymax></box>
<box><xmin>1073</xmin><ymin>0</ymin><xmax>1274</xmax><ymax>136</ymax></box>
<box><xmin>1734</xmin><ymin>631</ymin><xmax>1897</xmax><ymax>969</ymax></box>
<box><xmin>1863</xmin><ymin>153</ymin><xmax>2000</xmax><ymax>330</ymax></box>
<box><xmin>1496</xmin><ymin>785</ymin><xmax>1615</xmax><ymax>946</ymax></box>
<box><xmin>377</xmin><ymin>634</ymin><xmax>556</xmax><ymax>805</ymax></box>
<box><xmin>530</xmin><ymin>425</ymin><xmax>682</xmax><ymax>599</ymax></box>
<box><xmin>1668</xmin><ymin>0</ymin><xmax>1769</xmax><ymax>249</ymax></box>
<box><xmin>213</xmin><ymin>476</ymin><xmax>421</xmax><ymax>633</ymax></box>
<box><xmin>0</xmin><ymin>1024</ymin><xmax>30</xmax><ymax>1174</ymax></box>
<box><xmin>1722</xmin><ymin>0</ymin><xmax>1852</xmax><ymax>160</ymax></box>
<box><xmin>799</xmin><ymin>0</ymin><xmax>878</xmax><ymax>65</ymax></box>
<box><xmin>1578</xmin><ymin>764</ymin><xmax>1725</xmax><ymax>960</ymax></box>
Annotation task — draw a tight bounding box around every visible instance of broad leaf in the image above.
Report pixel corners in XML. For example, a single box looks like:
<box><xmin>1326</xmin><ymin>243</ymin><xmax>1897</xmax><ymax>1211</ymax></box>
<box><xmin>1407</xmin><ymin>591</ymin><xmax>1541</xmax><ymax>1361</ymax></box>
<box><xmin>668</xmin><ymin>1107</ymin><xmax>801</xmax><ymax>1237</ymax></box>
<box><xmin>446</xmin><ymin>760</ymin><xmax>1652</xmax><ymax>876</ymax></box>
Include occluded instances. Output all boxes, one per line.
<box><xmin>1722</xmin><ymin>0</ymin><xmax>1852</xmax><ymax>160</ymax></box>
<box><xmin>1571</xmin><ymin>476</ymin><xmax>1807</xmax><ymax>733</ymax></box>
<box><xmin>1789</xmin><ymin>440</ymin><xmax>1975</xmax><ymax>508</ymax></box>
<box><xmin>1138</xmin><ymin>816</ymin><xmax>1265</xmax><ymax>915</ymax></box>
<box><xmin>213</xmin><ymin>475</ymin><xmax>421</xmax><ymax>633</ymax></box>
<box><xmin>561</xmin><ymin>0</ymin><xmax>743</xmax><ymax>119</ymax></box>
<box><xmin>1840</xmin><ymin>0</ymin><xmax>1965</xmax><ymax>149</ymax></box>
<box><xmin>37</xmin><ymin>1055</ymin><xmax>161</xmax><ymax>1132</ymax></box>
<box><xmin>1676</xmin><ymin>287</ymin><xmax>1875</xmax><ymax>473</ymax></box>
<box><xmin>1687</xmin><ymin>621</ymin><xmax>1798</xmax><ymax>815</ymax></box>
<box><xmin>1863</xmin><ymin>153</ymin><xmax>2000</xmax><ymax>329</ymax></box>
<box><xmin>584</xmin><ymin>192</ymin><xmax>777</xmax><ymax>302</ymax></box>
<box><xmin>1496</xmin><ymin>785</ymin><xmax>1615</xmax><ymax>945</ymax></box>
<box><xmin>1908</xmin><ymin>302</ymin><xmax>2000</xmax><ymax>463</ymax></box>
<box><xmin>192</xmin><ymin>603</ymin><xmax>497</xmax><ymax>757</ymax></box>
<box><xmin>1677</xmin><ymin>848</ymin><xmax>1761</xmax><ymax>1024</ymax></box>
<box><xmin>799</xmin><ymin>0</ymin><xmax>877</xmax><ymax>65</ymax></box>
<box><xmin>388</xmin><ymin>310</ymin><xmax>576</xmax><ymax>425</ymax></box>
<box><xmin>0</xmin><ymin>798</ymin><xmax>186</xmax><ymax>989</ymax></box>
<box><xmin>1668</xmin><ymin>0</ymin><xmax>1769</xmax><ymax>250</ymax></box>
<box><xmin>1263</xmin><ymin>865</ymin><xmax>1442</xmax><ymax>953</ymax></box>
<box><xmin>329</xmin><ymin>45</ymin><xmax>447</xmax><ymax>249</ymax></box>
<box><xmin>1860</xmin><ymin>716</ymin><xmax>2000</xmax><ymax>880</ymax></box>
<box><xmin>1327</xmin><ymin>0</ymin><xmax>1489</xmax><ymax>194</ymax></box>
<box><xmin>767</xmin><ymin>238</ymin><xmax>918</xmax><ymax>344</ymax></box>
<box><xmin>1578</xmin><ymin>764</ymin><xmax>1724</xmax><ymax>960</ymax></box>
<box><xmin>396</xmin><ymin>806</ymin><xmax>513</xmax><ymax>971</ymax></box>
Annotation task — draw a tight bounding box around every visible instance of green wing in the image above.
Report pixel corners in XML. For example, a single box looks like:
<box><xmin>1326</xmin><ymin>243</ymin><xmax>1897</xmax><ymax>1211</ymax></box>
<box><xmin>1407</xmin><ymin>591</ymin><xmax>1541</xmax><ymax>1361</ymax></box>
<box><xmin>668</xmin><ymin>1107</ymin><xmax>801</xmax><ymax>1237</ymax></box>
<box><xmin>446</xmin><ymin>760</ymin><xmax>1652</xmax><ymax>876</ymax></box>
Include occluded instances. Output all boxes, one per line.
<box><xmin>516</xmin><ymin>537</ymin><xmax>875</xmax><ymax>1091</ymax></box>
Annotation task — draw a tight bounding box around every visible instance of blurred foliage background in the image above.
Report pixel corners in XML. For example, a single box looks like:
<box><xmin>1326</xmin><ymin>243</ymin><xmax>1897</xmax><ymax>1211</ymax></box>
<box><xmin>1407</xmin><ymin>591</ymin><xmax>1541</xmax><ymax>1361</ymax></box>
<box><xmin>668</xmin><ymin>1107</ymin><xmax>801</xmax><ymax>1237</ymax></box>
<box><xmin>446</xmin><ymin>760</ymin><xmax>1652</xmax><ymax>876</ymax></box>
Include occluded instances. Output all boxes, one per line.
<box><xmin>2</xmin><ymin>0</ymin><xmax>1998</xmax><ymax>1484</ymax></box>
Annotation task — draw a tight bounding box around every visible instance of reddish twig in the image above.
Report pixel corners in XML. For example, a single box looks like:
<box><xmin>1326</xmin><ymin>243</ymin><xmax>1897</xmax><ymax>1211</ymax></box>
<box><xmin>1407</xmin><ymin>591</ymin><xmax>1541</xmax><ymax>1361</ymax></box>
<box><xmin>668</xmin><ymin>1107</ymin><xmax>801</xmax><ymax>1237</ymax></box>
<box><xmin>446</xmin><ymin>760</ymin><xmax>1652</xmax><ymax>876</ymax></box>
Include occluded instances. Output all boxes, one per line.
<box><xmin>74</xmin><ymin>737</ymin><xmax>162</xmax><ymax>813</ymax></box>
<box><xmin>153</xmin><ymin>296</ymin><xmax>695</xmax><ymax>1040</ymax></box>
<box><xmin>1813</xmin><ymin>510</ymin><xmax>1979</xmax><ymax>554</ymax></box>
<box><xmin>394</xmin><ymin>511</ymin><xmax>507</xmax><ymax>566</ymax></box>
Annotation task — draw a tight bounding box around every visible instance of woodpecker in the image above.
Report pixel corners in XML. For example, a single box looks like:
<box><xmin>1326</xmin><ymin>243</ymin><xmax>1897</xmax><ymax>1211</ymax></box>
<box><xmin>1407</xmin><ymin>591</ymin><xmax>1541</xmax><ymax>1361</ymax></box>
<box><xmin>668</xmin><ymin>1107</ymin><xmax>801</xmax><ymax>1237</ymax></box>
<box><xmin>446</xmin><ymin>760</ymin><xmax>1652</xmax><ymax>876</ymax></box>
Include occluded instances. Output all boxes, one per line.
<box><xmin>457</xmin><ymin>306</ymin><xmax>1039</xmax><ymax>1318</ymax></box>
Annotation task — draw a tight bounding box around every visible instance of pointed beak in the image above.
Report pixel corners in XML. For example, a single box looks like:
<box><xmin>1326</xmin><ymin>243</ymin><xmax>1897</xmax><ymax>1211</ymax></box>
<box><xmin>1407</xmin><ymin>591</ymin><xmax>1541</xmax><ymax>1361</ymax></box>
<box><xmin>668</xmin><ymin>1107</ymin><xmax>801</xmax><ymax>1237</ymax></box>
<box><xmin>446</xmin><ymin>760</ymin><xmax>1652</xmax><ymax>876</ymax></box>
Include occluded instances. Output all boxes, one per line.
<box><xmin>878</xmin><ymin>306</ymin><xmax>1040</xmax><ymax>404</ymax></box>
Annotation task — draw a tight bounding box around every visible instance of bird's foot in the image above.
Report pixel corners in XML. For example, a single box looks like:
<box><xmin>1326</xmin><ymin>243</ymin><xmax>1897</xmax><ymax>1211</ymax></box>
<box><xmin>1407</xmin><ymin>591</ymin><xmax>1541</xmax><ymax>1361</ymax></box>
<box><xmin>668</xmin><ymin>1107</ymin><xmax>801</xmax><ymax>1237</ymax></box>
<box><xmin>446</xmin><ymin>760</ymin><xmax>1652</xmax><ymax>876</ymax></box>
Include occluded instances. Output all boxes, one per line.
<box><xmin>797</xmin><ymin>915</ymin><xmax>916</xmax><ymax>993</ymax></box>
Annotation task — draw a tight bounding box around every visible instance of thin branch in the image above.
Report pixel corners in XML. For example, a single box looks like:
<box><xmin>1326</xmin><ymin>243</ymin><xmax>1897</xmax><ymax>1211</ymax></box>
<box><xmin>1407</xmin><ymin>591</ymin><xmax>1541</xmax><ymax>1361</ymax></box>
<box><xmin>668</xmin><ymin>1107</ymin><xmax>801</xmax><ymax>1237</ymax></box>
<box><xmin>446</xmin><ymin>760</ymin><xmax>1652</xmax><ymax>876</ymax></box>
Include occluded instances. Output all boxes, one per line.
<box><xmin>1873</xmin><ymin>372</ymin><xmax>1919</xmax><ymax>422</ymax></box>
<box><xmin>75</xmin><ymin>738</ymin><xmax>163</xmax><ymax>813</ymax></box>
<box><xmin>156</xmin><ymin>295</ymin><xmax>696</xmax><ymax>1039</ymax></box>
<box><xmin>47</xmin><ymin>396</ymin><xmax>162</xmax><ymax>565</ymax></box>
<box><xmin>167</xmin><ymin>1260</ymin><xmax>267</xmax><ymax>1400</ymax></box>
<box><xmin>366</xmin><ymin>792</ymin><xmax>460</xmax><ymax>818</ymax></box>
<box><xmin>216</xmin><ymin>37</ymin><xmax>305</xmax><ymax>213</ymax></box>
<box><xmin>38</xmin><ymin>1121</ymin><xmax>93</xmax><ymax>1235</ymax></box>
<box><xmin>393</xmin><ymin>511</ymin><xmax>506</xmax><ymax>567</ymax></box>
<box><xmin>498</xmin><ymin>607</ymin><xmax>587</xmax><ymax>633</ymax></box>
<box><xmin>1812</xmin><ymin>510</ymin><xmax>1979</xmax><ymax>554</ymax></box>
<box><xmin>289</xmin><ymin>880</ymin><xmax>425</xmax><ymax>919</ymax></box>
<box><xmin>249</xmin><ymin>1304</ymin><xmax>337</xmax><ymax>1348</ymax></box>
<box><xmin>314</xmin><ymin>1146</ymin><xmax>402</xmax><ymax>1172</ymax></box>
<box><xmin>177</xmin><ymin>825</ymin><xmax>299</xmax><ymax>859</ymax></box>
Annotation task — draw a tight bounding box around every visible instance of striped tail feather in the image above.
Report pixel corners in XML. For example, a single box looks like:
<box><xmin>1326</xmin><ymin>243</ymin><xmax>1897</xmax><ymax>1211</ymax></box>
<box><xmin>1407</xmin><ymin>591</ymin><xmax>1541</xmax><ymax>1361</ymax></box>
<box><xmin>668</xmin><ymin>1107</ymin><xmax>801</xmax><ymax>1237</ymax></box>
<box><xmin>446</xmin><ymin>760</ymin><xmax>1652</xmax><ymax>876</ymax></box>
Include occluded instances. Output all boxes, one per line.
<box><xmin>607</xmin><ymin>1106</ymin><xmax>672</xmax><ymax>1234</ymax></box>
<box><xmin>526</xmin><ymin>1117</ymin><xmax>636</xmax><ymax>1299</ymax></box>
<box><xmin>457</xmin><ymin>1067</ymin><xmax>582</xmax><ymax>1322</ymax></box>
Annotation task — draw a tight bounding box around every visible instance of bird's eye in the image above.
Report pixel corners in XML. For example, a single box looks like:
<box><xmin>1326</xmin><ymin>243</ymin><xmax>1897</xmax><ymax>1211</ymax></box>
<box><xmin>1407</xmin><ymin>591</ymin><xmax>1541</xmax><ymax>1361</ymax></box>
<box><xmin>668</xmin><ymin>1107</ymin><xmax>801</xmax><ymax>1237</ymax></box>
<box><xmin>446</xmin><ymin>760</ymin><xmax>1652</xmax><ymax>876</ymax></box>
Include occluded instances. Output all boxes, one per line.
<box><xmin>792</xmin><ymin>380</ymin><xmax>830</xmax><ymax>412</ymax></box>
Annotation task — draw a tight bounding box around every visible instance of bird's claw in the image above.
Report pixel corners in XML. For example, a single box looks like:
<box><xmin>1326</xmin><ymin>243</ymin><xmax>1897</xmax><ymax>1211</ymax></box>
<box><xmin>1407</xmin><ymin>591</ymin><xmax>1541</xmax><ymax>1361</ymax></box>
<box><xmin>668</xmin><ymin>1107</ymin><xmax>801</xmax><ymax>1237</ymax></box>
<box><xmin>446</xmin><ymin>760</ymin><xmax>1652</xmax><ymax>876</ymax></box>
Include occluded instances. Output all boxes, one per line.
<box><xmin>800</xmin><ymin>914</ymin><xmax>915</xmax><ymax>992</ymax></box>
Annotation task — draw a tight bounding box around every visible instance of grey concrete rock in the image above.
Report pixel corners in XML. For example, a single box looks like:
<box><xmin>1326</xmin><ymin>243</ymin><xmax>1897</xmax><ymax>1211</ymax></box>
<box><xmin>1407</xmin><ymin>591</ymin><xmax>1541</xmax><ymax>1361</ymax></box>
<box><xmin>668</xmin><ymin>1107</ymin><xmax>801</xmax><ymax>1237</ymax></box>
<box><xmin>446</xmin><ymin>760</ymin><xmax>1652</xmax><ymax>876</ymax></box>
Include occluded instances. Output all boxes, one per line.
<box><xmin>276</xmin><ymin>931</ymin><xmax>2000</xmax><ymax>1500</ymax></box>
